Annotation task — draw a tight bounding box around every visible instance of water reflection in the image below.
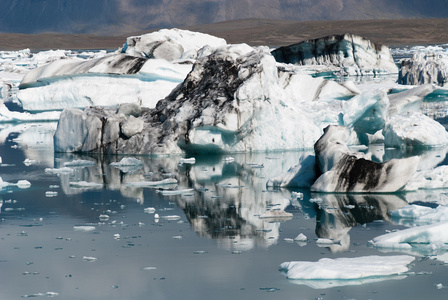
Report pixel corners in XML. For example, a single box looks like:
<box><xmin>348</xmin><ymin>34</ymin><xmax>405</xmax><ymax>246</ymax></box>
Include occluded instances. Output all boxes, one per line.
<box><xmin>312</xmin><ymin>193</ymin><xmax>408</xmax><ymax>252</ymax></box>
<box><xmin>49</xmin><ymin>151</ymin><xmax>310</xmax><ymax>250</ymax></box>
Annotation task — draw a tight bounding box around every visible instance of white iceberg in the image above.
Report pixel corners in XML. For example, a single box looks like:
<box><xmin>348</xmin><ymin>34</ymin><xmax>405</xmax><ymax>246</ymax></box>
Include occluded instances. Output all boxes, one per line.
<box><xmin>390</xmin><ymin>204</ymin><xmax>448</xmax><ymax>226</ymax></box>
<box><xmin>398</xmin><ymin>51</ymin><xmax>448</xmax><ymax>86</ymax></box>
<box><xmin>368</xmin><ymin>222</ymin><xmax>448</xmax><ymax>252</ymax></box>
<box><xmin>121</xmin><ymin>28</ymin><xmax>227</xmax><ymax>60</ymax></box>
<box><xmin>405</xmin><ymin>165</ymin><xmax>448</xmax><ymax>191</ymax></box>
<box><xmin>279</xmin><ymin>255</ymin><xmax>414</xmax><ymax>281</ymax></box>
<box><xmin>272</xmin><ymin>33</ymin><xmax>398</xmax><ymax>76</ymax></box>
<box><xmin>384</xmin><ymin>111</ymin><xmax>448</xmax><ymax>149</ymax></box>
<box><xmin>17</xmin><ymin>54</ymin><xmax>192</xmax><ymax>111</ymax></box>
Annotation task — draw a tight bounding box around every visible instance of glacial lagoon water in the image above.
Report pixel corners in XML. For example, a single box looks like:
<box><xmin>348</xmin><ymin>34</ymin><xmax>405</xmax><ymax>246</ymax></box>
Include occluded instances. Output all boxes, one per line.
<box><xmin>1</xmin><ymin>124</ymin><xmax>448</xmax><ymax>299</ymax></box>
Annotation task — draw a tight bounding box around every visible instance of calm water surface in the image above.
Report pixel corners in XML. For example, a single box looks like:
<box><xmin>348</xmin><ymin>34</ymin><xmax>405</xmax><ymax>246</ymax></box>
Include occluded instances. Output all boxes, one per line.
<box><xmin>1</xmin><ymin>122</ymin><xmax>448</xmax><ymax>300</ymax></box>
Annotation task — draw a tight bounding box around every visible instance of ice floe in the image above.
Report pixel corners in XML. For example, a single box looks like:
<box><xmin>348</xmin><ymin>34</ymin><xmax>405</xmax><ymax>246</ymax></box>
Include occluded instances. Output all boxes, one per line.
<box><xmin>279</xmin><ymin>255</ymin><xmax>415</xmax><ymax>283</ymax></box>
<box><xmin>368</xmin><ymin>222</ymin><xmax>448</xmax><ymax>254</ymax></box>
<box><xmin>272</xmin><ymin>33</ymin><xmax>398</xmax><ymax>76</ymax></box>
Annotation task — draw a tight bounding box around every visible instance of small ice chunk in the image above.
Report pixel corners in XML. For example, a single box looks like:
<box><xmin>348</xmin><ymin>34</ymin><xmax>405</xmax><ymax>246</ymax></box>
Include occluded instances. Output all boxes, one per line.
<box><xmin>142</xmin><ymin>267</ymin><xmax>157</xmax><ymax>271</ymax></box>
<box><xmin>157</xmin><ymin>189</ymin><xmax>194</xmax><ymax>195</ymax></box>
<box><xmin>179</xmin><ymin>157</ymin><xmax>196</xmax><ymax>164</ymax></box>
<box><xmin>126</xmin><ymin>178</ymin><xmax>178</xmax><ymax>187</ymax></box>
<box><xmin>74</xmin><ymin>226</ymin><xmax>96</xmax><ymax>232</ymax></box>
<box><xmin>144</xmin><ymin>207</ymin><xmax>156</xmax><ymax>214</ymax></box>
<box><xmin>45</xmin><ymin>191</ymin><xmax>58</xmax><ymax>197</ymax></box>
<box><xmin>83</xmin><ymin>256</ymin><xmax>98</xmax><ymax>262</ymax></box>
<box><xmin>45</xmin><ymin>167</ymin><xmax>74</xmax><ymax>174</ymax></box>
<box><xmin>435</xmin><ymin>283</ymin><xmax>444</xmax><ymax>289</ymax></box>
<box><xmin>64</xmin><ymin>159</ymin><xmax>95</xmax><ymax>167</ymax></box>
<box><xmin>14</xmin><ymin>180</ymin><xmax>31</xmax><ymax>189</ymax></box>
<box><xmin>99</xmin><ymin>214</ymin><xmax>110</xmax><ymax>221</ymax></box>
<box><xmin>23</xmin><ymin>158</ymin><xmax>39</xmax><ymax>166</ymax></box>
<box><xmin>160</xmin><ymin>215</ymin><xmax>181</xmax><ymax>221</ymax></box>
<box><xmin>69</xmin><ymin>181</ymin><xmax>103</xmax><ymax>188</ymax></box>
<box><xmin>224</xmin><ymin>157</ymin><xmax>235</xmax><ymax>163</ymax></box>
<box><xmin>294</xmin><ymin>233</ymin><xmax>307</xmax><ymax>242</ymax></box>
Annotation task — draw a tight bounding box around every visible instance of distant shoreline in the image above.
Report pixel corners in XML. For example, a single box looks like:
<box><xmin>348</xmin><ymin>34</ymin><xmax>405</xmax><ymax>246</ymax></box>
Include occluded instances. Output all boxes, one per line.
<box><xmin>1</xmin><ymin>18</ymin><xmax>447</xmax><ymax>51</ymax></box>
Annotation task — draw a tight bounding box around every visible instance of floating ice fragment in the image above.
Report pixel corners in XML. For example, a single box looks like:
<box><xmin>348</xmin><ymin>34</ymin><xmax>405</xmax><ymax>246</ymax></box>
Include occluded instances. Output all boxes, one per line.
<box><xmin>294</xmin><ymin>233</ymin><xmax>308</xmax><ymax>242</ymax></box>
<box><xmin>172</xmin><ymin>235</ymin><xmax>183</xmax><ymax>239</ymax></box>
<box><xmin>224</xmin><ymin>157</ymin><xmax>235</xmax><ymax>163</ymax></box>
<box><xmin>142</xmin><ymin>267</ymin><xmax>157</xmax><ymax>271</ymax></box>
<box><xmin>160</xmin><ymin>215</ymin><xmax>181</xmax><ymax>221</ymax></box>
<box><xmin>63</xmin><ymin>160</ymin><xmax>95</xmax><ymax>167</ymax></box>
<box><xmin>368</xmin><ymin>221</ymin><xmax>448</xmax><ymax>253</ymax></box>
<box><xmin>45</xmin><ymin>191</ymin><xmax>58</xmax><ymax>197</ymax></box>
<box><xmin>126</xmin><ymin>178</ymin><xmax>178</xmax><ymax>187</ymax></box>
<box><xmin>73</xmin><ymin>226</ymin><xmax>96</xmax><ymax>232</ymax></box>
<box><xmin>144</xmin><ymin>207</ymin><xmax>156</xmax><ymax>214</ymax></box>
<box><xmin>284</xmin><ymin>238</ymin><xmax>294</xmax><ymax>243</ymax></box>
<box><xmin>99</xmin><ymin>214</ymin><xmax>109</xmax><ymax>221</ymax></box>
<box><xmin>193</xmin><ymin>250</ymin><xmax>207</xmax><ymax>254</ymax></box>
<box><xmin>157</xmin><ymin>188</ymin><xmax>194</xmax><ymax>195</ymax></box>
<box><xmin>280</xmin><ymin>255</ymin><xmax>415</xmax><ymax>281</ymax></box>
<box><xmin>179</xmin><ymin>157</ymin><xmax>196</xmax><ymax>164</ymax></box>
<box><xmin>16</xmin><ymin>180</ymin><xmax>31</xmax><ymax>189</ymax></box>
<box><xmin>114</xmin><ymin>234</ymin><xmax>121</xmax><ymax>240</ymax></box>
<box><xmin>44</xmin><ymin>167</ymin><xmax>74</xmax><ymax>174</ymax></box>
<box><xmin>23</xmin><ymin>158</ymin><xmax>39</xmax><ymax>166</ymax></box>
<box><xmin>83</xmin><ymin>256</ymin><xmax>98</xmax><ymax>262</ymax></box>
<box><xmin>435</xmin><ymin>283</ymin><xmax>444</xmax><ymax>289</ymax></box>
<box><xmin>69</xmin><ymin>181</ymin><xmax>103</xmax><ymax>188</ymax></box>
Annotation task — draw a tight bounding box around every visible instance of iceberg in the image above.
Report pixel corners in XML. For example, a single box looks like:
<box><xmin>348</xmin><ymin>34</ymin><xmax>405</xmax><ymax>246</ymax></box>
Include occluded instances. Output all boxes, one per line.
<box><xmin>390</xmin><ymin>204</ymin><xmax>448</xmax><ymax>226</ymax></box>
<box><xmin>405</xmin><ymin>165</ymin><xmax>448</xmax><ymax>191</ymax></box>
<box><xmin>271</xmin><ymin>33</ymin><xmax>398</xmax><ymax>76</ymax></box>
<box><xmin>17</xmin><ymin>54</ymin><xmax>192</xmax><ymax>111</ymax></box>
<box><xmin>53</xmin><ymin>44</ymin><xmax>356</xmax><ymax>155</ymax></box>
<box><xmin>311</xmin><ymin>125</ymin><xmax>419</xmax><ymax>192</ymax></box>
<box><xmin>398</xmin><ymin>51</ymin><xmax>448</xmax><ymax>86</ymax></box>
<box><xmin>120</xmin><ymin>28</ymin><xmax>227</xmax><ymax>60</ymax></box>
<box><xmin>279</xmin><ymin>255</ymin><xmax>415</xmax><ymax>281</ymax></box>
<box><xmin>368</xmin><ymin>222</ymin><xmax>448</xmax><ymax>253</ymax></box>
<box><xmin>384</xmin><ymin>111</ymin><xmax>448</xmax><ymax>149</ymax></box>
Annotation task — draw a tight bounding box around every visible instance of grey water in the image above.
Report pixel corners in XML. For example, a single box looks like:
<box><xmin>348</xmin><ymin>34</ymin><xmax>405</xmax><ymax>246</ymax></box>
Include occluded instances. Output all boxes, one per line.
<box><xmin>1</xmin><ymin>126</ymin><xmax>448</xmax><ymax>299</ymax></box>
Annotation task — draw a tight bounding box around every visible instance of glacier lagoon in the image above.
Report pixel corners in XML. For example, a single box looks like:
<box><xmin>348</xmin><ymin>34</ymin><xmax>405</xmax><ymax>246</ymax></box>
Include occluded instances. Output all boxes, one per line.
<box><xmin>1</xmin><ymin>126</ymin><xmax>448</xmax><ymax>299</ymax></box>
<box><xmin>2</xmin><ymin>37</ymin><xmax>448</xmax><ymax>298</ymax></box>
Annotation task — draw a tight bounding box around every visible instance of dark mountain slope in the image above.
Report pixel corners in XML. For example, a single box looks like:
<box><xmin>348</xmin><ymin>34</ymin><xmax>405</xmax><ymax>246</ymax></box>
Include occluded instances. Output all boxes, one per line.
<box><xmin>0</xmin><ymin>0</ymin><xmax>447</xmax><ymax>35</ymax></box>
